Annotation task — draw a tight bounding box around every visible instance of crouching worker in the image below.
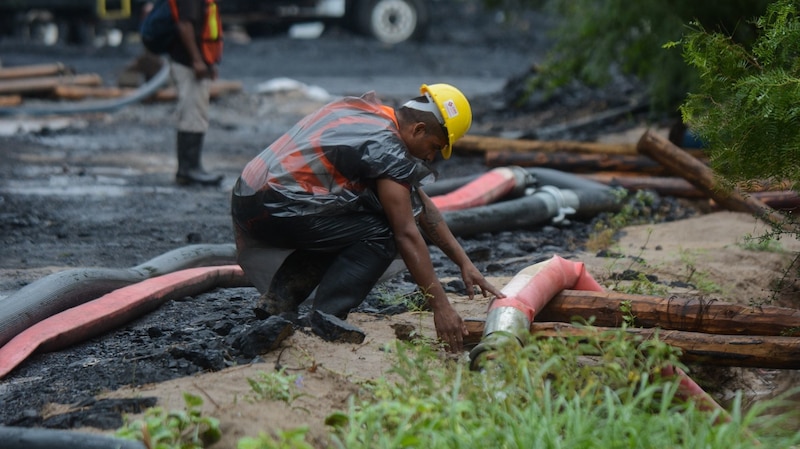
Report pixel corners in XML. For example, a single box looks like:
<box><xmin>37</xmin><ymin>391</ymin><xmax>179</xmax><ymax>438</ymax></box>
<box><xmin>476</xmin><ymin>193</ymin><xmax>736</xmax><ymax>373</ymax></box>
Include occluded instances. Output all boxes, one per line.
<box><xmin>230</xmin><ymin>84</ymin><xmax>504</xmax><ymax>353</ymax></box>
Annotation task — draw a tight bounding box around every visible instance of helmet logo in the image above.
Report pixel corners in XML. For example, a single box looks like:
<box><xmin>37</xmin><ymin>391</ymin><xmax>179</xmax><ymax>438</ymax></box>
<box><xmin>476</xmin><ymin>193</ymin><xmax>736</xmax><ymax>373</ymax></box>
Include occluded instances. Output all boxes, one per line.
<box><xmin>443</xmin><ymin>99</ymin><xmax>459</xmax><ymax>119</ymax></box>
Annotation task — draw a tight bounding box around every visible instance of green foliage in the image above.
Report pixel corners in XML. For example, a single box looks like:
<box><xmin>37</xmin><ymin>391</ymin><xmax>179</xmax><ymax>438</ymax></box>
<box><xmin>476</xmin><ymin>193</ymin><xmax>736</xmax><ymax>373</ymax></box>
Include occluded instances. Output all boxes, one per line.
<box><xmin>247</xmin><ymin>369</ymin><xmax>308</xmax><ymax>409</ymax></box>
<box><xmin>738</xmin><ymin>233</ymin><xmax>785</xmax><ymax>252</ymax></box>
<box><xmin>486</xmin><ymin>0</ymin><xmax>772</xmax><ymax>112</ymax></box>
<box><xmin>237</xmin><ymin>427</ymin><xmax>315</xmax><ymax>449</ymax></box>
<box><xmin>116</xmin><ymin>392</ymin><xmax>221</xmax><ymax>449</ymax></box>
<box><xmin>326</xmin><ymin>335</ymin><xmax>800</xmax><ymax>448</ymax></box>
<box><xmin>587</xmin><ymin>188</ymin><xmax>658</xmax><ymax>251</ymax></box>
<box><xmin>679</xmin><ymin>0</ymin><xmax>800</xmax><ymax>188</ymax></box>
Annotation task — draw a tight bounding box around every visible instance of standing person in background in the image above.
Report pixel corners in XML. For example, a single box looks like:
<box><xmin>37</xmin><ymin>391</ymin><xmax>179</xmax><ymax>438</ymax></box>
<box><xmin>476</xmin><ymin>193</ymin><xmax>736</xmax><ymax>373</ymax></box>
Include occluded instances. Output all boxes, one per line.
<box><xmin>167</xmin><ymin>0</ymin><xmax>224</xmax><ymax>186</ymax></box>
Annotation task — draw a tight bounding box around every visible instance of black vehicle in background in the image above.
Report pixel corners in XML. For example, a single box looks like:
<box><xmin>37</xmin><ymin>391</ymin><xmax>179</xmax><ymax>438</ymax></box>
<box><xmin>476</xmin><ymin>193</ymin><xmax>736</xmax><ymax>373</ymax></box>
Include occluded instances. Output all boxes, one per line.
<box><xmin>0</xmin><ymin>0</ymin><xmax>430</xmax><ymax>46</ymax></box>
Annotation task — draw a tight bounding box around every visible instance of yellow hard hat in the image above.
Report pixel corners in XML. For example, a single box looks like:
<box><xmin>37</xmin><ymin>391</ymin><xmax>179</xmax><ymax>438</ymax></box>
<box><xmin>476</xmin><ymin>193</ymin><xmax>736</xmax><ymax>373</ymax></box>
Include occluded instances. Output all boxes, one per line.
<box><xmin>420</xmin><ymin>83</ymin><xmax>472</xmax><ymax>159</ymax></box>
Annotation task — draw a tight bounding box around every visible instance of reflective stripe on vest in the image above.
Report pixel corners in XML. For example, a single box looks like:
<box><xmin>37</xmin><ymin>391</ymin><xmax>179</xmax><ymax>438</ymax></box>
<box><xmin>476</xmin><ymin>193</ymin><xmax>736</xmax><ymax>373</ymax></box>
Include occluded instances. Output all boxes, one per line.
<box><xmin>202</xmin><ymin>0</ymin><xmax>223</xmax><ymax>64</ymax></box>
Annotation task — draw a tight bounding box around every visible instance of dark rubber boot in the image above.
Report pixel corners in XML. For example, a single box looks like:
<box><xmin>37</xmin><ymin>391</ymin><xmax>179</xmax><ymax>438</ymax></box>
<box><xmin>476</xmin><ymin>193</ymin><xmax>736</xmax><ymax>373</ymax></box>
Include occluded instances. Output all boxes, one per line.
<box><xmin>175</xmin><ymin>131</ymin><xmax>223</xmax><ymax>186</ymax></box>
<box><xmin>313</xmin><ymin>239</ymin><xmax>396</xmax><ymax>319</ymax></box>
<box><xmin>253</xmin><ymin>250</ymin><xmax>337</xmax><ymax>319</ymax></box>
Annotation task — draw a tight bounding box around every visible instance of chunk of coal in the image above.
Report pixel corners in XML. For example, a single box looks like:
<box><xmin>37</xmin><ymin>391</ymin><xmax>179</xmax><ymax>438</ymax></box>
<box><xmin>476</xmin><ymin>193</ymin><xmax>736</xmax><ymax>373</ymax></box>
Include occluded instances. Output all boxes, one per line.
<box><xmin>231</xmin><ymin>315</ymin><xmax>294</xmax><ymax>358</ymax></box>
<box><xmin>309</xmin><ymin>310</ymin><xmax>366</xmax><ymax>344</ymax></box>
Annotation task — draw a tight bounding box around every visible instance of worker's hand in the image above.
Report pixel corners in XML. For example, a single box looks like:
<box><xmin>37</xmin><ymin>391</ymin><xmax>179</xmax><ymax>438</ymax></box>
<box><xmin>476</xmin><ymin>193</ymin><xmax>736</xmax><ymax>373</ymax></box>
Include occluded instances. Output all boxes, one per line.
<box><xmin>192</xmin><ymin>59</ymin><xmax>210</xmax><ymax>79</ymax></box>
<box><xmin>433</xmin><ymin>302</ymin><xmax>468</xmax><ymax>353</ymax></box>
<box><xmin>460</xmin><ymin>262</ymin><xmax>506</xmax><ymax>300</ymax></box>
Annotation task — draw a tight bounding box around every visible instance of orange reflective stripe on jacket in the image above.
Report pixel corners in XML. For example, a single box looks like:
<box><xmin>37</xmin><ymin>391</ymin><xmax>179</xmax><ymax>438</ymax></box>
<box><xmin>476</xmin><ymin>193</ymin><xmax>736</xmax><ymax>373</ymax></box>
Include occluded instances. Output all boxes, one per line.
<box><xmin>202</xmin><ymin>0</ymin><xmax>223</xmax><ymax>64</ymax></box>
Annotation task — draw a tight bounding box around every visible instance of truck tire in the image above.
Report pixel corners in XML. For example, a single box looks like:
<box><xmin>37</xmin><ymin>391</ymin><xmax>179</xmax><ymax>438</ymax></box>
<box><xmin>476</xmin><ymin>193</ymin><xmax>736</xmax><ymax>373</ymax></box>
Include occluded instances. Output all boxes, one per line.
<box><xmin>354</xmin><ymin>0</ymin><xmax>428</xmax><ymax>44</ymax></box>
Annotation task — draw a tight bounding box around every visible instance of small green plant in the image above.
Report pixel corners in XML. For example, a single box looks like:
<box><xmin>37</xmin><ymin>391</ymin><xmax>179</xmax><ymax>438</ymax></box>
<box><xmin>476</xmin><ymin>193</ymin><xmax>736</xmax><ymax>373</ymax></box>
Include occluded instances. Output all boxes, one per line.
<box><xmin>237</xmin><ymin>427</ymin><xmax>315</xmax><ymax>449</ymax></box>
<box><xmin>247</xmin><ymin>368</ymin><xmax>309</xmax><ymax>410</ymax></box>
<box><xmin>116</xmin><ymin>392</ymin><xmax>221</xmax><ymax>449</ymax></box>
<box><xmin>678</xmin><ymin>249</ymin><xmax>722</xmax><ymax>294</ymax></box>
<box><xmin>620</xmin><ymin>299</ymin><xmax>636</xmax><ymax>326</ymax></box>
<box><xmin>373</xmin><ymin>285</ymin><xmax>428</xmax><ymax>312</ymax></box>
<box><xmin>738</xmin><ymin>233</ymin><xmax>784</xmax><ymax>253</ymax></box>
<box><xmin>587</xmin><ymin>189</ymin><xmax>658</xmax><ymax>251</ymax></box>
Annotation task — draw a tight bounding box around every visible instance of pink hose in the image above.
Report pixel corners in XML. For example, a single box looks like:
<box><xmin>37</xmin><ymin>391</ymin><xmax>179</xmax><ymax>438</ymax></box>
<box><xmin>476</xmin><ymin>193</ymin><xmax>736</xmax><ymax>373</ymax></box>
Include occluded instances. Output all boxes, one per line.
<box><xmin>472</xmin><ymin>255</ymin><xmax>728</xmax><ymax>421</ymax></box>
<box><xmin>0</xmin><ymin>265</ymin><xmax>247</xmax><ymax>379</ymax></box>
<box><xmin>431</xmin><ymin>167</ymin><xmax>523</xmax><ymax>211</ymax></box>
<box><xmin>491</xmin><ymin>254</ymin><xmax>604</xmax><ymax>320</ymax></box>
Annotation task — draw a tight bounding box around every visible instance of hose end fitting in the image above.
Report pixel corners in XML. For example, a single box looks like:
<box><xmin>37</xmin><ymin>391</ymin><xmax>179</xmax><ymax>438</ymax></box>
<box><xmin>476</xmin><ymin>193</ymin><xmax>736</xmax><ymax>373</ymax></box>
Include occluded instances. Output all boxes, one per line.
<box><xmin>469</xmin><ymin>306</ymin><xmax>530</xmax><ymax>371</ymax></box>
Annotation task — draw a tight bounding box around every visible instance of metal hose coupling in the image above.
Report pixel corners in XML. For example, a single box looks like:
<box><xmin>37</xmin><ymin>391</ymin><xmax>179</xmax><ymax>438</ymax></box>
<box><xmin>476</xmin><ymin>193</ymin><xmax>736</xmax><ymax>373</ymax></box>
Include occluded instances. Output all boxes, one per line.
<box><xmin>468</xmin><ymin>306</ymin><xmax>530</xmax><ymax>371</ymax></box>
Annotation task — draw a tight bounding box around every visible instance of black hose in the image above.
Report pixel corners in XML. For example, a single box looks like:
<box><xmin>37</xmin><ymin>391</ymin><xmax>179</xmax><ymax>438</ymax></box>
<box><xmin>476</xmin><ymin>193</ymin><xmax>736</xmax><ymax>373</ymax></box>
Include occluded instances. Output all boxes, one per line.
<box><xmin>0</xmin><ymin>426</ymin><xmax>146</xmax><ymax>449</ymax></box>
<box><xmin>442</xmin><ymin>188</ymin><xmax>621</xmax><ymax>237</ymax></box>
<box><xmin>526</xmin><ymin>167</ymin><xmax>611</xmax><ymax>191</ymax></box>
<box><xmin>0</xmin><ymin>243</ymin><xmax>236</xmax><ymax>348</ymax></box>
<box><xmin>0</xmin><ymin>57</ymin><xmax>170</xmax><ymax>117</ymax></box>
<box><xmin>423</xmin><ymin>167</ymin><xmax>612</xmax><ymax>197</ymax></box>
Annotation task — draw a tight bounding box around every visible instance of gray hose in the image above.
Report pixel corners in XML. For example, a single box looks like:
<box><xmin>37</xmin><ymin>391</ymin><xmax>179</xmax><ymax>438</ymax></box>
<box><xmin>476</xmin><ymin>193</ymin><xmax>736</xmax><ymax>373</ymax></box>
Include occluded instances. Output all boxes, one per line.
<box><xmin>0</xmin><ymin>243</ymin><xmax>236</xmax><ymax>348</ymax></box>
<box><xmin>423</xmin><ymin>167</ymin><xmax>611</xmax><ymax>197</ymax></box>
<box><xmin>0</xmin><ymin>57</ymin><xmax>170</xmax><ymax>117</ymax></box>
<box><xmin>0</xmin><ymin>426</ymin><xmax>146</xmax><ymax>449</ymax></box>
<box><xmin>442</xmin><ymin>186</ymin><xmax>621</xmax><ymax>237</ymax></box>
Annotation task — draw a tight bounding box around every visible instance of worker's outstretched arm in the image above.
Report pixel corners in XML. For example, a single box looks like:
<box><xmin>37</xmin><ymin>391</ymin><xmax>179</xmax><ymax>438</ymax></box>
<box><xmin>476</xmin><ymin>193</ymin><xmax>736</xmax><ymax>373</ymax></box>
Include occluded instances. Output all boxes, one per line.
<box><xmin>377</xmin><ymin>178</ymin><xmax>467</xmax><ymax>352</ymax></box>
<box><xmin>417</xmin><ymin>188</ymin><xmax>505</xmax><ymax>301</ymax></box>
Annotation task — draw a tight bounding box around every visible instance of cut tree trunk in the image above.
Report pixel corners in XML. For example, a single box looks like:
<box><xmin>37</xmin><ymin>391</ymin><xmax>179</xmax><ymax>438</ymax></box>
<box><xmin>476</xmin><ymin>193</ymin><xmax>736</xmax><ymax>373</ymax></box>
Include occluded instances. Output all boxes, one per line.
<box><xmin>456</xmin><ymin>134</ymin><xmax>638</xmax><ymax>155</ymax></box>
<box><xmin>52</xmin><ymin>80</ymin><xmax>243</xmax><ymax>101</ymax></box>
<box><xmin>463</xmin><ymin>320</ymin><xmax>800</xmax><ymax>369</ymax></box>
<box><xmin>0</xmin><ymin>63</ymin><xmax>71</xmax><ymax>80</ymax></box>
<box><xmin>485</xmin><ymin>150</ymin><xmax>670</xmax><ymax>174</ymax></box>
<box><xmin>0</xmin><ymin>95</ymin><xmax>22</xmax><ymax>107</ymax></box>
<box><xmin>636</xmin><ymin>129</ymin><xmax>791</xmax><ymax>230</ymax></box>
<box><xmin>535</xmin><ymin>289</ymin><xmax>800</xmax><ymax>337</ymax></box>
<box><xmin>0</xmin><ymin>74</ymin><xmax>103</xmax><ymax>96</ymax></box>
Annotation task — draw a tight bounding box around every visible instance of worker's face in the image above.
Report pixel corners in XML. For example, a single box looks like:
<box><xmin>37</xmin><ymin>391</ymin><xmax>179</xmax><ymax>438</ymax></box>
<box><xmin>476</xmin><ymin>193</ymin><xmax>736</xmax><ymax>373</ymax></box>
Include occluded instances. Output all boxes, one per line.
<box><xmin>407</xmin><ymin>122</ymin><xmax>448</xmax><ymax>162</ymax></box>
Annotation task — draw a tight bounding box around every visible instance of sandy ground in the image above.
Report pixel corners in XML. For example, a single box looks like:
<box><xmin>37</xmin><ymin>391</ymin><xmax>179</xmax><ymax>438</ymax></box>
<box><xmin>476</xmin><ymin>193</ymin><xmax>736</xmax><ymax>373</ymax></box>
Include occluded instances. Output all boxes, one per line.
<box><xmin>95</xmin><ymin>210</ymin><xmax>800</xmax><ymax>448</ymax></box>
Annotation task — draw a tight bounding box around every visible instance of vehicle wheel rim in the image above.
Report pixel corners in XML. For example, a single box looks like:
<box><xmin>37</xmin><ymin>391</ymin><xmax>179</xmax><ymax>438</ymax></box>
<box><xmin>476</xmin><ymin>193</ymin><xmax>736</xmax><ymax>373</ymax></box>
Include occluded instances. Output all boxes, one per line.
<box><xmin>370</xmin><ymin>0</ymin><xmax>417</xmax><ymax>44</ymax></box>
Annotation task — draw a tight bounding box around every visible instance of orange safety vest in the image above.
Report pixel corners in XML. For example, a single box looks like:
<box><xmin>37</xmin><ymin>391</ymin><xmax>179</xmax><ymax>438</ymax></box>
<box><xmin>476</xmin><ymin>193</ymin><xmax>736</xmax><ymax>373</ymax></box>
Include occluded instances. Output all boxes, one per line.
<box><xmin>168</xmin><ymin>0</ymin><xmax>223</xmax><ymax>65</ymax></box>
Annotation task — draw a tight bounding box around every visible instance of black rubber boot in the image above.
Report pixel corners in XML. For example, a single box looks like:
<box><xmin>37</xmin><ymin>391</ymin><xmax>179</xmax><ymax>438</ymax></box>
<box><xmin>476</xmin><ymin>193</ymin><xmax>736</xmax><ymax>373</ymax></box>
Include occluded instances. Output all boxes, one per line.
<box><xmin>254</xmin><ymin>250</ymin><xmax>338</xmax><ymax>319</ymax></box>
<box><xmin>175</xmin><ymin>131</ymin><xmax>223</xmax><ymax>186</ymax></box>
<box><xmin>313</xmin><ymin>239</ymin><xmax>396</xmax><ymax>319</ymax></box>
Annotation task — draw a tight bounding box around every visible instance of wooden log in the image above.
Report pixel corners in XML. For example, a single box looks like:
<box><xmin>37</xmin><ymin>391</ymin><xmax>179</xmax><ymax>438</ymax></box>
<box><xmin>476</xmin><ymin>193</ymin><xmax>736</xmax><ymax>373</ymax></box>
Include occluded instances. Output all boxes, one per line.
<box><xmin>748</xmin><ymin>191</ymin><xmax>800</xmax><ymax>210</ymax></box>
<box><xmin>534</xmin><ymin>290</ymin><xmax>800</xmax><ymax>336</ymax></box>
<box><xmin>150</xmin><ymin>79</ymin><xmax>243</xmax><ymax>102</ymax></box>
<box><xmin>463</xmin><ymin>320</ymin><xmax>800</xmax><ymax>369</ymax></box>
<box><xmin>485</xmin><ymin>150</ymin><xmax>670</xmax><ymax>174</ymax></box>
<box><xmin>582</xmin><ymin>173</ymin><xmax>706</xmax><ymax>198</ymax></box>
<box><xmin>456</xmin><ymin>134</ymin><xmax>639</xmax><ymax>156</ymax></box>
<box><xmin>53</xmin><ymin>85</ymin><xmax>130</xmax><ymax>100</ymax></box>
<box><xmin>637</xmin><ymin>129</ymin><xmax>790</xmax><ymax>229</ymax></box>
<box><xmin>52</xmin><ymin>79</ymin><xmax>243</xmax><ymax>101</ymax></box>
<box><xmin>0</xmin><ymin>95</ymin><xmax>22</xmax><ymax>107</ymax></box>
<box><xmin>0</xmin><ymin>74</ymin><xmax>103</xmax><ymax>96</ymax></box>
<box><xmin>0</xmin><ymin>63</ymin><xmax>71</xmax><ymax>80</ymax></box>
<box><xmin>456</xmin><ymin>134</ymin><xmax>708</xmax><ymax>158</ymax></box>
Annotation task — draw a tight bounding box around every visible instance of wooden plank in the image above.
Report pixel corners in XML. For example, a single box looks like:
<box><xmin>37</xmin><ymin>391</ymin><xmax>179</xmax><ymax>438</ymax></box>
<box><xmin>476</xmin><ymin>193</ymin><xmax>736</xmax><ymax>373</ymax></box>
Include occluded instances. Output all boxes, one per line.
<box><xmin>456</xmin><ymin>134</ymin><xmax>639</xmax><ymax>155</ymax></box>
<box><xmin>0</xmin><ymin>74</ymin><xmax>103</xmax><ymax>96</ymax></box>
<box><xmin>536</xmin><ymin>289</ymin><xmax>800</xmax><ymax>336</ymax></box>
<box><xmin>0</xmin><ymin>63</ymin><xmax>71</xmax><ymax>80</ymax></box>
<box><xmin>486</xmin><ymin>150</ymin><xmax>670</xmax><ymax>174</ymax></box>
<box><xmin>464</xmin><ymin>320</ymin><xmax>800</xmax><ymax>369</ymax></box>
<box><xmin>0</xmin><ymin>95</ymin><xmax>22</xmax><ymax>107</ymax></box>
<box><xmin>637</xmin><ymin>129</ymin><xmax>792</xmax><ymax>230</ymax></box>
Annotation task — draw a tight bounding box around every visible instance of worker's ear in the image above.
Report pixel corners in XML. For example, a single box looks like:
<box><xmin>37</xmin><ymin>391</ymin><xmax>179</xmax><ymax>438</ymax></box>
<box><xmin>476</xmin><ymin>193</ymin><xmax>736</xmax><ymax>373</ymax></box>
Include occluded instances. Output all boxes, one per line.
<box><xmin>411</xmin><ymin>122</ymin><xmax>427</xmax><ymax>138</ymax></box>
